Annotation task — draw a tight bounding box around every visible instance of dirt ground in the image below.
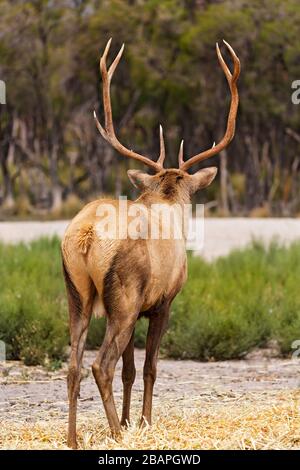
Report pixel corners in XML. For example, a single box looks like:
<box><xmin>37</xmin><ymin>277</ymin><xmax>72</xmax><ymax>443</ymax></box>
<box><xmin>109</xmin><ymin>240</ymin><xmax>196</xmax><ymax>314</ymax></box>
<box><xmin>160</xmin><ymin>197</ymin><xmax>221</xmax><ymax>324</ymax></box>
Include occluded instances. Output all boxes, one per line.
<box><xmin>1</xmin><ymin>349</ymin><xmax>300</xmax><ymax>419</ymax></box>
<box><xmin>0</xmin><ymin>350</ymin><xmax>300</xmax><ymax>450</ymax></box>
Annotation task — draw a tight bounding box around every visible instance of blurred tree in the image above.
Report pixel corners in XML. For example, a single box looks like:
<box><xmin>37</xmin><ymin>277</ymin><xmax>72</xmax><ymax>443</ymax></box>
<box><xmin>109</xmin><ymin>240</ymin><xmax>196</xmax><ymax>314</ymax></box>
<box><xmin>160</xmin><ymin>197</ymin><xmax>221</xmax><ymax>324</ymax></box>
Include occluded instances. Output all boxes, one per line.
<box><xmin>0</xmin><ymin>0</ymin><xmax>300</xmax><ymax>216</ymax></box>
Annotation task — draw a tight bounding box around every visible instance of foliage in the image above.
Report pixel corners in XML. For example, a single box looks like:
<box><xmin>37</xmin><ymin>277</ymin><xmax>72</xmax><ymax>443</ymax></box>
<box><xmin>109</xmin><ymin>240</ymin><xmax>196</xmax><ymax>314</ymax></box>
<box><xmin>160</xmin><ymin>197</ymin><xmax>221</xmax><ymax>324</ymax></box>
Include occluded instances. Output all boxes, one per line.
<box><xmin>1</xmin><ymin>0</ymin><xmax>300</xmax><ymax>215</ymax></box>
<box><xmin>163</xmin><ymin>242</ymin><xmax>300</xmax><ymax>359</ymax></box>
<box><xmin>0</xmin><ymin>237</ymin><xmax>68</xmax><ymax>365</ymax></box>
<box><xmin>1</xmin><ymin>237</ymin><xmax>300</xmax><ymax>364</ymax></box>
<box><xmin>86</xmin><ymin>316</ymin><xmax>148</xmax><ymax>350</ymax></box>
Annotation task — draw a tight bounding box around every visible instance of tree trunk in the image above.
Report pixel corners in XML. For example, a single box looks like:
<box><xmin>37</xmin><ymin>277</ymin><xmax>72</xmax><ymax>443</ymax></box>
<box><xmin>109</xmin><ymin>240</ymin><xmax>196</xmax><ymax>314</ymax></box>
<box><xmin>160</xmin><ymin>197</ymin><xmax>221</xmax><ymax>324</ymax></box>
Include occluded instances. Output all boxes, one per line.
<box><xmin>219</xmin><ymin>149</ymin><xmax>229</xmax><ymax>216</ymax></box>
<box><xmin>0</xmin><ymin>108</ymin><xmax>15</xmax><ymax>210</ymax></box>
<box><xmin>49</xmin><ymin>142</ymin><xmax>63</xmax><ymax>212</ymax></box>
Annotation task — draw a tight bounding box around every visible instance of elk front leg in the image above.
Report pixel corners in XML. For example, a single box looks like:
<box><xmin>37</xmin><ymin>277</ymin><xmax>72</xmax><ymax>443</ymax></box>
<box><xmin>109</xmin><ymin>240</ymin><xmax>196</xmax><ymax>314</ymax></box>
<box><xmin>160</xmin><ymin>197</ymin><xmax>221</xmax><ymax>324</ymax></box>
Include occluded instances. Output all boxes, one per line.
<box><xmin>140</xmin><ymin>306</ymin><xmax>169</xmax><ymax>427</ymax></box>
<box><xmin>92</xmin><ymin>316</ymin><xmax>137</xmax><ymax>438</ymax></box>
<box><xmin>120</xmin><ymin>330</ymin><xmax>136</xmax><ymax>427</ymax></box>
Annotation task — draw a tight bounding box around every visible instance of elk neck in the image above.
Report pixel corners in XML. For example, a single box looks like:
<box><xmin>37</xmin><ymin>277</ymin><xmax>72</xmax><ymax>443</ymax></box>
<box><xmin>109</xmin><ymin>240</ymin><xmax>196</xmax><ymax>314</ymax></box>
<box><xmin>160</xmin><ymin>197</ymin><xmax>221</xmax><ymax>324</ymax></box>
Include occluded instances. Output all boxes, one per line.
<box><xmin>134</xmin><ymin>189</ymin><xmax>191</xmax><ymax>208</ymax></box>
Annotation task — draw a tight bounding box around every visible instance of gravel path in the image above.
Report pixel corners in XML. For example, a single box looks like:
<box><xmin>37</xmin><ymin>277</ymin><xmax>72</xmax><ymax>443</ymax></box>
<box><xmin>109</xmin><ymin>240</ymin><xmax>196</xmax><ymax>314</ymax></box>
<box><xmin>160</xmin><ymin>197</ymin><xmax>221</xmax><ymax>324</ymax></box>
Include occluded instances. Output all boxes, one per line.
<box><xmin>1</xmin><ymin>218</ymin><xmax>300</xmax><ymax>260</ymax></box>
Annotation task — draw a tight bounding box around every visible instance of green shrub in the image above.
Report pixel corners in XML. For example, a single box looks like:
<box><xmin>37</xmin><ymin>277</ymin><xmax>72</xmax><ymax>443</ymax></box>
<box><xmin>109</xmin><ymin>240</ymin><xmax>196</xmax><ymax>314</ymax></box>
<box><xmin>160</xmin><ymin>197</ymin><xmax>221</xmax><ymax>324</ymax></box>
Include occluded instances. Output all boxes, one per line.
<box><xmin>0</xmin><ymin>237</ymin><xmax>68</xmax><ymax>366</ymax></box>
<box><xmin>86</xmin><ymin>316</ymin><xmax>148</xmax><ymax>349</ymax></box>
<box><xmin>1</xmin><ymin>237</ymin><xmax>300</xmax><ymax>365</ymax></box>
<box><xmin>86</xmin><ymin>317</ymin><xmax>106</xmax><ymax>349</ymax></box>
<box><xmin>163</xmin><ymin>241</ymin><xmax>300</xmax><ymax>359</ymax></box>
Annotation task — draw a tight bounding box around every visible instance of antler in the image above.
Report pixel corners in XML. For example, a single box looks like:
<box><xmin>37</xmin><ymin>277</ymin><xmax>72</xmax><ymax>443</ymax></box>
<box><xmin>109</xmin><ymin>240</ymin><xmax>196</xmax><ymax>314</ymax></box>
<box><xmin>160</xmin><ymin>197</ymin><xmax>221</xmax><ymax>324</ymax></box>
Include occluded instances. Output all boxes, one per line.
<box><xmin>94</xmin><ymin>38</ymin><xmax>165</xmax><ymax>172</ymax></box>
<box><xmin>179</xmin><ymin>40</ymin><xmax>240</xmax><ymax>172</ymax></box>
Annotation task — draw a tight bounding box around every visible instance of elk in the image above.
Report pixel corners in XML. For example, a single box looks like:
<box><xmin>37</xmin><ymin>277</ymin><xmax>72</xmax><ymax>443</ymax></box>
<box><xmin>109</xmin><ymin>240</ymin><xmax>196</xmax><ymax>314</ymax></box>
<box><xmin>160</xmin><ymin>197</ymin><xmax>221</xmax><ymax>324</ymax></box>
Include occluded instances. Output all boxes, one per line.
<box><xmin>61</xmin><ymin>38</ymin><xmax>240</xmax><ymax>449</ymax></box>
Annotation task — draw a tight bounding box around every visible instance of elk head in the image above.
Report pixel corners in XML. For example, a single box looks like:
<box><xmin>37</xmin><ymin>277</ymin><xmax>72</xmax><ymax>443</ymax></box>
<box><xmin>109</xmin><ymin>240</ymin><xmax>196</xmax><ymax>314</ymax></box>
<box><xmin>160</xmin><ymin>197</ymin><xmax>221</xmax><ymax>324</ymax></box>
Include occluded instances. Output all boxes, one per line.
<box><xmin>94</xmin><ymin>38</ymin><xmax>240</xmax><ymax>203</ymax></box>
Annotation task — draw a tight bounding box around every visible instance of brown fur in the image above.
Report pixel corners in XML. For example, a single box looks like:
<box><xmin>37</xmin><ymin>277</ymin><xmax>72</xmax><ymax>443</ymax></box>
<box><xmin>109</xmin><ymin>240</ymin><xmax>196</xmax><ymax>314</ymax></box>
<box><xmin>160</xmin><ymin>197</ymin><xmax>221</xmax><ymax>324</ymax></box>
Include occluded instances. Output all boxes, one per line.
<box><xmin>103</xmin><ymin>239</ymin><xmax>151</xmax><ymax>315</ymax></box>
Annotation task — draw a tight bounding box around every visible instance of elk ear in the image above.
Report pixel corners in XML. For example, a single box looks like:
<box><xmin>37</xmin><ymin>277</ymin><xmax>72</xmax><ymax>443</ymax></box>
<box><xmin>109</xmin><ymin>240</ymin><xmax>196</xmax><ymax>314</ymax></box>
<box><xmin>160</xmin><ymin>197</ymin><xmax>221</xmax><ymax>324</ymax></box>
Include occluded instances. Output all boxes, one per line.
<box><xmin>127</xmin><ymin>170</ymin><xmax>152</xmax><ymax>190</ymax></box>
<box><xmin>188</xmin><ymin>167</ymin><xmax>218</xmax><ymax>193</ymax></box>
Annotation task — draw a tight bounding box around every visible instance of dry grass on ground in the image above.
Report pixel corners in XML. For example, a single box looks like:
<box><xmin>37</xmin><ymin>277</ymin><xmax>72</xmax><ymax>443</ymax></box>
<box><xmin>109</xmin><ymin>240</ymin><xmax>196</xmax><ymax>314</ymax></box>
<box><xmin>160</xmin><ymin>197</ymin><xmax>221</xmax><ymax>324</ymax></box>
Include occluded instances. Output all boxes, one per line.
<box><xmin>1</xmin><ymin>391</ymin><xmax>299</xmax><ymax>450</ymax></box>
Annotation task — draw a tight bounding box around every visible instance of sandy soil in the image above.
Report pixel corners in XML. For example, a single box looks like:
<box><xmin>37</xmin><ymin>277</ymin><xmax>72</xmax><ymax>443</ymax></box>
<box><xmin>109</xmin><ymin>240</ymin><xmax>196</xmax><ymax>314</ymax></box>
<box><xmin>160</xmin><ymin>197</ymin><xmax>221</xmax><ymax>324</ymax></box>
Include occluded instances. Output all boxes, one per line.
<box><xmin>1</xmin><ymin>218</ymin><xmax>300</xmax><ymax>260</ymax></box>
<box><xmin>1</xmin><ymin>349</ymin><xmax>299</xmax><ymax>425</ymax></box>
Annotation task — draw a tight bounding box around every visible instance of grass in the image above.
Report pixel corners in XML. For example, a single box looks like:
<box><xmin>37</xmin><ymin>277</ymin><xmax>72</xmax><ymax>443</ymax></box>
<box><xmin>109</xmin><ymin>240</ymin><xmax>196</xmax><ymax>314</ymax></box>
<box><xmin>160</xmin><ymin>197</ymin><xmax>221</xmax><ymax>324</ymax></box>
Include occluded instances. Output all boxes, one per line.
<box><xmin>1</xmin><ymin>237</ymin><xmax>300</xmax><ymax>365</ymax></box>
<box><xmin>0</xmin><ymin>238</ymin><xmax>68</xmax><ymax>366</ymax></box>
<box><xmin>1</xmin><ymin>391</ymin><xmax>299</xmax><ymax>449</ymax></box>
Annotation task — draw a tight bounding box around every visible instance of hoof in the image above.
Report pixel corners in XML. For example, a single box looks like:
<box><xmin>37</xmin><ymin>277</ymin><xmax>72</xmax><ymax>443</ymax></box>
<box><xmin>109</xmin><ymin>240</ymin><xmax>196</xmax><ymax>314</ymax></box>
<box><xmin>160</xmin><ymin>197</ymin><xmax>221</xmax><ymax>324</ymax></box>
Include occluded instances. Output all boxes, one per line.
<box><xmin>139</xmin><ymin>416</ymin><xmax>150</xmax><ymax>429</ymax></box>
<box><xmin>111</xmin><ymin>429</ymin><xmax>122</xmax><ymax>441</ymax></box>
<box><xmin>67</xmin><ymin>438</ymin><xmax>78</xmax><ymax>450</ymax></box>
<box><xmin>120</xmin><ymin>419</ymin><xmax>130</xmax><ymax>429</ymax></box>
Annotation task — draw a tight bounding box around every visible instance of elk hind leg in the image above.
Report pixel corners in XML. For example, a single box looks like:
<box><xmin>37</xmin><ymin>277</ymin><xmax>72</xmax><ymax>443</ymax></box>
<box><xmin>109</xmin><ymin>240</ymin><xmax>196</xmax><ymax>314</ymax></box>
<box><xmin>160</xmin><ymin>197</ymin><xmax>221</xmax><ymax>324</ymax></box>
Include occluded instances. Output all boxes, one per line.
<box><xmin>141</xmin><ymin>305</ymin><xmax>169</xmax><ymax>427</ymax></box>
<box><xmin>120</xmin><ymin>329</ymin><xmax>136</xmax><ymax>427</ymax></box>
<box><xmin>63</xmin><ymin>261</ymin><xmax>94</xmax><ymax>449</ymax></box>
<box><xmin>92</xmin><ymin>313</ymin><xmax>138</xmax><ymax>438</ymax></box>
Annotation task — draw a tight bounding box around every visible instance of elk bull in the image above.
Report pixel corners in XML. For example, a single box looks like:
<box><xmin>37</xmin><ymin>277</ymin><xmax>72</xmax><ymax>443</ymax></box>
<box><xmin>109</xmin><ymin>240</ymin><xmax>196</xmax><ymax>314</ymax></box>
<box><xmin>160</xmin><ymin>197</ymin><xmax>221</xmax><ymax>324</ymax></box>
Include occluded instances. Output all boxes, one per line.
<box><xmin>61</xmin><ymin>38</ymin><xmax>240</xmax><ymax>449</ymax></box>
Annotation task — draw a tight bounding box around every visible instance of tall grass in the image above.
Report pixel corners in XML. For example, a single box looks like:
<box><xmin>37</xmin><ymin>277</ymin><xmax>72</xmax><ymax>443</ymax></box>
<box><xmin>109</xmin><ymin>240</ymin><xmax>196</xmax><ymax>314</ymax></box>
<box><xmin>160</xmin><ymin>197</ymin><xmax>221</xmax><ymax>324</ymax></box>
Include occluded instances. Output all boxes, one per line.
<box><xmin>0</xmin><ymin>237</ymin><xmax>299</xmax><ymax>365</ymax></box>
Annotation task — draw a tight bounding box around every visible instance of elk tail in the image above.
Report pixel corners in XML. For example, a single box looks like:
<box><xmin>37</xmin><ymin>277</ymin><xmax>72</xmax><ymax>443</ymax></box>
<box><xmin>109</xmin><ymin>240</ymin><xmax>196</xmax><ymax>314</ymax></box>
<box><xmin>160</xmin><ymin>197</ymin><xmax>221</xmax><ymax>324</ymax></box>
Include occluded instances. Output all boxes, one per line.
<box><xmin>62</xmin><ymin>255</ymin><xmax>82</xmax><ymax>319</ymax></box>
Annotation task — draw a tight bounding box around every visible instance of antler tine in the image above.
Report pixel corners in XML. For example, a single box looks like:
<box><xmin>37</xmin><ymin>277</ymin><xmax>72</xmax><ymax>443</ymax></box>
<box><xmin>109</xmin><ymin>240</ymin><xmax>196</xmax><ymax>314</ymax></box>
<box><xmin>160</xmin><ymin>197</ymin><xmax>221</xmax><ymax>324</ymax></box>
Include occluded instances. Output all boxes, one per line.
<box><xmin>99</xmin><ymin>39</ymin><xmax>124</xmax><ymax>135</ymax></box>
<box><xmin>222</xmin><ymin>40</ymin><xmax>241</xmax><ymax>82</ymax></box>
<box><xmin>178</xmin><ymin>140</ymin><xmax>184</xmax><ymax>167</ymax></box>
<box><xmin>157</xmin><ymin>125</ymin><xmax>166</xmax><ymax>166</ymax></box>
<box><xmin>94</xmin><ymin>38</ymin><xmax>164</xmax><ymax>172</ymax></box>
<box><xmin>179</xmin><ymin>40</ymin><xmax>240</xmax><ymax>172</ymax></box>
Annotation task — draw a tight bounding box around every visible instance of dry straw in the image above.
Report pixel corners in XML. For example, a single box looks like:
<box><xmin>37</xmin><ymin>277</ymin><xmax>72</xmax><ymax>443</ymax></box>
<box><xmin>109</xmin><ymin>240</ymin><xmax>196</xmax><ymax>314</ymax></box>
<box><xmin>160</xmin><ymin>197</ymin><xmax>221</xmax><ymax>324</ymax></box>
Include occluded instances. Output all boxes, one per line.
<box><xmin>0</xmin><ymin>391</ymin><xmax>299</xmax><ymax>450</ymax></box>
